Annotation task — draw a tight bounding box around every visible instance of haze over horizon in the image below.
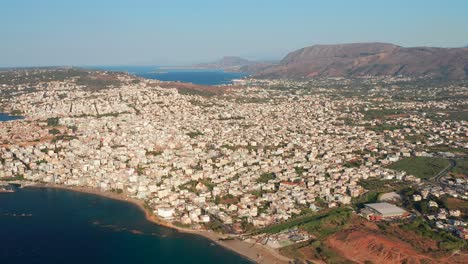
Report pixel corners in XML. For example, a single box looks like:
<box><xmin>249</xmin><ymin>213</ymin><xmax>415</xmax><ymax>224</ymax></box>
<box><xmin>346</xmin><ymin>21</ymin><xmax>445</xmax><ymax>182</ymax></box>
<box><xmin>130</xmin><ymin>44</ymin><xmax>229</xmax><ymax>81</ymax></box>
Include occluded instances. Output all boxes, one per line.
<box><xmin>1</xmin><ymin>0</ymin><xmax>467</xmax><ymax>67</ymax></box>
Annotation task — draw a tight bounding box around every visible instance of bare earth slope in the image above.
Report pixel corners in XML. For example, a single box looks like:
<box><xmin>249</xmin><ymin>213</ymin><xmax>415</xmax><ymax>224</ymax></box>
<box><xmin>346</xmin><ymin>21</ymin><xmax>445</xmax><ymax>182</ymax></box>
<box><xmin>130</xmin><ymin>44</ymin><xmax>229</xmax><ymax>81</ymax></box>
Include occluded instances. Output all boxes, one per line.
<box><xmin>255</xmin><ymin>43</ymin><xmax>468</xmax><ymax>79</ymax></box>
<box><xmin>328</xmin><ymin>230</ymin><xmax>434</xmax><ymax>264</ymax></box>
<box><xmin>327</xmin><ymin>229</ymin><xmax>468</xmax><ymax>264</ymax></box>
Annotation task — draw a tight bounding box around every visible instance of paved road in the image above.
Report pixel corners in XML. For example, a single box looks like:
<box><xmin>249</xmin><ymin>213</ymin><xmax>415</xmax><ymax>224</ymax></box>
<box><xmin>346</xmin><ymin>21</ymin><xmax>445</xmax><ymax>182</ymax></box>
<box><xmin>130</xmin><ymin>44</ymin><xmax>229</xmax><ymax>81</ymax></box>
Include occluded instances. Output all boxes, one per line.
<box><xmin>208</xmin><ymin>212</ymin><xmax>236</xmax><ymax>234</ymax></box>
<box><xmin>431</xmin><ymin>159</ymin><xmax>456</xmax><ymax>184</ymax></box>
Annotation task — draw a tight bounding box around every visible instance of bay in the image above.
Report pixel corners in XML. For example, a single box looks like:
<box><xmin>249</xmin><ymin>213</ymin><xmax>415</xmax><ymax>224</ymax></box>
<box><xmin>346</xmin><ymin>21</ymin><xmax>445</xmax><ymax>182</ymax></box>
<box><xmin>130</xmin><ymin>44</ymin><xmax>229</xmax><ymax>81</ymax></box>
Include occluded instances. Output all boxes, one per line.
<box><xmin>0</xmin><ymin>186</ymin><xmax>252</xmax><ymax>264</ymax></box>
<box><xmin>88</xmin><ymin>66</ymin><xmax>247</xmax><ymax>86</ymax></box>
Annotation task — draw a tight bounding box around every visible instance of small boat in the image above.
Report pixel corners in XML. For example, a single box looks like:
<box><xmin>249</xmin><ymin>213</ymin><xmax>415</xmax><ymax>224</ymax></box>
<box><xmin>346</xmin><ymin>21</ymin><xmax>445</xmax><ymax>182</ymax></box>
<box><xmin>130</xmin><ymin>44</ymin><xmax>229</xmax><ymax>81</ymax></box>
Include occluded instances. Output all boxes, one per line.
<box><xmin>0</xmin><ymin>184</ymin><xmax>15</xmax><ymax>193</ymax></box>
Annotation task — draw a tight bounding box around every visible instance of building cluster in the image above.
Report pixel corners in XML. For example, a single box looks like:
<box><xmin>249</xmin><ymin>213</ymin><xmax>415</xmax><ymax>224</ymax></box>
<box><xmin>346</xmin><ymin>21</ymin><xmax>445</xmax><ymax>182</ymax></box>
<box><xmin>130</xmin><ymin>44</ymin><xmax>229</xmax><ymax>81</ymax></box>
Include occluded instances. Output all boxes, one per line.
<box><xmin>1</xmin><ymin>71</ymin><xmax>466</xmax><ymax>238</ymax></box>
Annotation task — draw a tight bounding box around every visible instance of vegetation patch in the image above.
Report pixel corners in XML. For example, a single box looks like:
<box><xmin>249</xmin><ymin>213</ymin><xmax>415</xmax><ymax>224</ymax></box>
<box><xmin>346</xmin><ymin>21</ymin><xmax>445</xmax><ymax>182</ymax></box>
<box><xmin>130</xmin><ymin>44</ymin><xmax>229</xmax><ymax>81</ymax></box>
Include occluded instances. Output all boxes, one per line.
<box><xmin>362</xmin><ymin>108</ymin><xmax>407</xmax><ymax>120</ymax></box>
<box><xmin>352</xmin><ymin>191</ymin><xmax>380</xmax><ymax>209</ymax></box>
<box><xmin>10</xmin><ymin>110</ymin><xmax>23</xmax><ymax>116</ymax></box>
<box><xmin>48</xmin><ymin>128</ymin><xmax>61</xmax><ymax>135</ymax></box>
<box><xmin>177</xmin><ymin>88</ymin><xmax>216</xmax><ymax>97</ymax></box>
<box><xmin>280</xmin><ymin>240</ymin><xmax>351</xmax><ymax>264</ymax></box>
<box><xmin>302</xmin><ymin>209</ymin><xmax>352</xmax><ymax>239</ymax></box>
<box><xmin>441</xmin><ymin>197</ymin><xmax>468</xmax><ymax>216</ymax></box>
<box><xmin>358</xmin><ymin>178</ymin><xmax>408</xmax><ymax>193</ymax></box>
<box><xmin>388</xmin><ymin>157</ymin><xmax>450</xmax><ymax>179</ymax></box>
<box><xmin>52</xmin><ymin>134</ymin><xmax>78</xmax><ymax>142</ymax></box>
<box><xmin>186</xmin><ymin>131</ymin><xmax>204</xmax><ymax>138</ymax></box>
<box><xmin>253</xmin><ymin>208</ymin><xmax>352</xmax><ymax>236</ymax></box>
<box><xmin>46</xmin><ymin>117</ymin><xmax>60</xmax><ymax>126</ymax></box>
<box><xmin>450</xmin><ymin>159</ymin><xmax>468</xmax><ymax>177</ymax></box>
<box><xmin>214</xmin><ymin>194</ymin><xmax>240</xmax><ymax>205</ymax></box>
<box><xmin>256</xmin><ymin>172</ymin><xmax>276</xmax><ymax>183</ymax></box>
<box><xmin>427</xmin><ymin>145</ymin><xmax>468</xmax><ymax>155</ymax></box>
<box><xmin>401</xmin><ymin>218</ymin><xmax>467</xmax><ymax>252</ymax></box>
<box><xmin>75</xmin><ymin>75</ymin><xmax>122</xmax><ymax>90</ymax></box>
<box><xmin>0</xmin><ymin>175</ymin><xmax>25</xmax><ymax>181</ymax></box>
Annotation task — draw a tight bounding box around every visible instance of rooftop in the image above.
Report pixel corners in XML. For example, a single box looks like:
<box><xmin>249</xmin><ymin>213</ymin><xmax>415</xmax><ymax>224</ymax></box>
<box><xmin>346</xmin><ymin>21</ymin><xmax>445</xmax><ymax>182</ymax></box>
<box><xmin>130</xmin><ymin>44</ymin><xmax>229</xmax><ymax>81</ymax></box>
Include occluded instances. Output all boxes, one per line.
<box><xmin>364</xmin><ymin>202</ymin><xmax>406</xmax><ymax>216</ymax></box>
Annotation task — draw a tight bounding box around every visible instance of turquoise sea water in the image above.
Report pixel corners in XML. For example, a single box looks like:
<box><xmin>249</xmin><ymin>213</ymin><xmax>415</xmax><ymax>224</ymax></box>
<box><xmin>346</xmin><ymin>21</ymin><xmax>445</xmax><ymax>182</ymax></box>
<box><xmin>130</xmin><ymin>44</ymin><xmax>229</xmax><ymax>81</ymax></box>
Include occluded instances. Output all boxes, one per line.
<box><xmin>89</xmin><ymin>66</ymin><xmax>247</xmax><ymax>85</ymax></box>
<box><xmin>0</xmin><ymin>186</ymin><xmax>252</xmax><ymax>264</ymax></box>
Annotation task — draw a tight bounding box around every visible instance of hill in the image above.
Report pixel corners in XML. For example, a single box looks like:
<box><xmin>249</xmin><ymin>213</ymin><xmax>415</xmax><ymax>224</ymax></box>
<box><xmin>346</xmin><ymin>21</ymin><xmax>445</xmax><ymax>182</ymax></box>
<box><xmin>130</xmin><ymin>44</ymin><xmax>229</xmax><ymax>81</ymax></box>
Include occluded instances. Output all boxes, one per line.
<box><xmin>238</xmin><ymin>61</ymin><xmax>277</xmax><ymax>73</ymax></box>
<box><xmin>192</xmin><ymin>56</ymin><xmax>257</xmax><ymax>71</ymax></box>
<box><xmin>254</xmin><ymin>43</ymin><xmax>468</xmax><ymax>79</ymax></box>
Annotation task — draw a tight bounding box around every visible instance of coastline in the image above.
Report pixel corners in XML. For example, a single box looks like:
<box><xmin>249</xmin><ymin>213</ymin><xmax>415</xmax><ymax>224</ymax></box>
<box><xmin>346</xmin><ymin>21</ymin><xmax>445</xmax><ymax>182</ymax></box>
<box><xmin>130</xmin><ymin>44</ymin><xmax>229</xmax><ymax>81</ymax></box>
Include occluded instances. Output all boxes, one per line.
<box><xmin>25</xmin><ymin>183</ymin><xmax>290</xmax><ymax>264</ymax></box>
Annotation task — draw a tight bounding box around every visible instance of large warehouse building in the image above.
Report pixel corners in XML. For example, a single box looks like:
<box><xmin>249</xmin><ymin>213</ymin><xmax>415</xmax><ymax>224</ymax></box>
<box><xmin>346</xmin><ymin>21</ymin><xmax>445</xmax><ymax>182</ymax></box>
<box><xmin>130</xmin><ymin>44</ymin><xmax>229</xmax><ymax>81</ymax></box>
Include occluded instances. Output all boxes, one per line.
<box><xmin>361</xmin><ymin>202</ymin><xmax>409</xmax><ymax>221</ymax></box>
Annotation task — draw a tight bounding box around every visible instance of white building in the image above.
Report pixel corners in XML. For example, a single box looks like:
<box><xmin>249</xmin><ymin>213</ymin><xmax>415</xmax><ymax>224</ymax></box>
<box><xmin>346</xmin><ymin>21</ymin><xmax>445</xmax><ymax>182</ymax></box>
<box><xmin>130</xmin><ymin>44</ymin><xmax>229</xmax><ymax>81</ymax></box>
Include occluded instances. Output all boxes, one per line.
<box><xmin>157</xmin><ymin>207</ymin><xmax>175</xmax><ymax>219</ymax></box>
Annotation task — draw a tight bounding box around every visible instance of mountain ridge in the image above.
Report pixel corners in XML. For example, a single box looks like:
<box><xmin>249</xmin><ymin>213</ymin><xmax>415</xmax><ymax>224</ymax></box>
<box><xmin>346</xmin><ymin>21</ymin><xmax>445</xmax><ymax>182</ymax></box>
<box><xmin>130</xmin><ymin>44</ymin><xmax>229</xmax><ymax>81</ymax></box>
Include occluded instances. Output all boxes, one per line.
<box><xmin>254</xmin><ymin>43</ymin><xmax>468</xmax><ymax>79</ymax></box>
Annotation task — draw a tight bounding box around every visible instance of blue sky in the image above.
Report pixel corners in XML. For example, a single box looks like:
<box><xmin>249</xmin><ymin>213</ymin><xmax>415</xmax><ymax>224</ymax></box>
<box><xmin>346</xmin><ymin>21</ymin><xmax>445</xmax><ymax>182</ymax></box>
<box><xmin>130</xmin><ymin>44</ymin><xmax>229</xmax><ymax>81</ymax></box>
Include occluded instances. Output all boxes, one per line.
<box><xmin>1</xmin><ymin>0</ymin><xmax>467</xmax><ymax>67</ymax></box>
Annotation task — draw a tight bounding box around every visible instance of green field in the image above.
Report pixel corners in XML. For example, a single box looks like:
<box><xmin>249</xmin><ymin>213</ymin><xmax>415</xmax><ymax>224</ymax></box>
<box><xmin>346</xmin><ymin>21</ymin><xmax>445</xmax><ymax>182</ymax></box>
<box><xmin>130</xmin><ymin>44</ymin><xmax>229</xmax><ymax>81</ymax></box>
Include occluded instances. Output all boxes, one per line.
<box><xmin>388</xmin><ymin>157</ymin><xmax>450</xmax><ymax>179</ymax></box>
<box><xmin>442</xmin><ymin>197</ymin><xmax>468</xmax><ymax>213</ymax></box>
<box><xmin>451</xmin><ymin>159</ymin><xmax>468</xmax><ymax>176</ymax></box>
<box><xmin>358</xmin><ymin>179</ymin><xmax>408</xmax><ymax>193</ymax></box>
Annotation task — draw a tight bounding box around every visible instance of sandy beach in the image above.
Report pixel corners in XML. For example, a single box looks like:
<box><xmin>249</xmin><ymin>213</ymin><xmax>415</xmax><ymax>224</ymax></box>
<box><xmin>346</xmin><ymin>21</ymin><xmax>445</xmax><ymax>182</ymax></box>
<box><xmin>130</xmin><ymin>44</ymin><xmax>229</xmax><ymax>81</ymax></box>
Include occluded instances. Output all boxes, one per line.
<box><xmin>26</xmin><ymin>183</ymin><xmax>291</xmax><ymax>264</ymax></box>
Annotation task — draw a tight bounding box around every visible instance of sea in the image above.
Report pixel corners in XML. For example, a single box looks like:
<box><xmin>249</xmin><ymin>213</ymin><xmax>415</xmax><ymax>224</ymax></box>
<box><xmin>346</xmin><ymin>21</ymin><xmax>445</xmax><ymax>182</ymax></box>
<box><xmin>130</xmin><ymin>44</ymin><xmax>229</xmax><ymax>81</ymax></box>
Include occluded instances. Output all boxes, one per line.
<box><xmin>0</xmin><ymin>186</ymin><xmax>252</xmax><ymax>264</ymax></box>
<box><xmin>88</xmin><ymin>66</ymin><xmax>247</xmax><ymax>86</ymax></box>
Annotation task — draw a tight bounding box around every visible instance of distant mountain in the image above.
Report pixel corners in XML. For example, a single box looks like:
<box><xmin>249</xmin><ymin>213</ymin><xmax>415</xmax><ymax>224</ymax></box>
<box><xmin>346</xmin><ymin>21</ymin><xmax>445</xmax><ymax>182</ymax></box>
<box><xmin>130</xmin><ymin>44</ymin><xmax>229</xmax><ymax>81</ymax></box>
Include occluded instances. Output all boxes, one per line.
<box><xmin>239</xmin><ymin>62</ymin><xmax>277</xmax><ymax>74</ymax></box>
<box><xmin>254</xmin><ymin>43</ymin><xmax>468</xmax><ymax>79</ymax></box>
<box><xmin>191</xmin><ymin>56</ymin><xmax>256</xmax><ymax>71</ymax></box>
